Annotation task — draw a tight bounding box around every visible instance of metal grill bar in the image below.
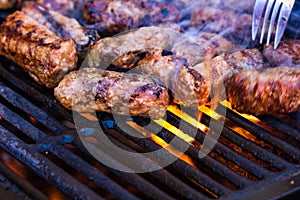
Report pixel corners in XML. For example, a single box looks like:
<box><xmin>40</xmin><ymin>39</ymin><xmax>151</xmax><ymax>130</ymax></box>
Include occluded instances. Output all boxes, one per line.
<box><xmin>0</xmin><ymin>160</ymin><xmax>47</xmax><ymax>200</ymax></box>
<box><xmin>142</xmin><ymin>121</ymin><xmax>254</xmax><ymax>188</ymax></box>
<box><xmin>0</xmin><ymin>82</ymin><xmax>64</xmax><ymax>135</ymax></box>
<box><xmin>72</xmin><ymin>135</ymin><xmax>209</xmax><ymax>200</ymax></box>
<box><xmin>110</xmin><ymin>123</ymin><xmax>231</xmax><ymax>196</ymax></box>
<box><xmin>200</xmin><ymin>112</ymin><xmax>290</xmax><ymax>171</ymax></box>
<box><xmin>259</xmin><ymin>115</ymin><xmax>300</xmax><ymax>145</ymax></box>
<box><xmin>0</xmin><ymin>127</ymin><xmax>102</xmax><ymax>199</ymax></box>
<box><xmin>0</xmin><ymin>63</ymin><xmax>72</xmax><ymax>122</ymax></box>
<box><xmin>0</xmin><ymin>56</ymin><xmax>299</xmax><ymax>199</ymax></box>
<box><xmin>221</xmin><ymin>106</ymin><xmax>300</xmax><ymax>162</ymax></box>
<box><xmin>165</xmin><ymin>112</ymin><xmax>272</xmax><ymax>179</ymax></box>
<box><xmin>48</xmin><ymin>145</ymin><xmax>142</xmax><ymax>200</ymax></box>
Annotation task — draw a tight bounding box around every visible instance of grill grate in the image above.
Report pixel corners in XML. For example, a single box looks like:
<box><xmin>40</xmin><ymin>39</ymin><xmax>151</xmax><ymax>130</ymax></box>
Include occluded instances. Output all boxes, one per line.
<box><xmin>0</xmin><ymin>55</ymin><xmax>299</xmax><ymax>200</ymax></box>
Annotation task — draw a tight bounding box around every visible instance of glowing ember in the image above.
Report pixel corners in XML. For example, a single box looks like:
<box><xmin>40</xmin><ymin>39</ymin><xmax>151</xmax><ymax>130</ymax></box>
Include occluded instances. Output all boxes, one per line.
<box><xmin>127</xmin><ymin>121</ymin><xmax>197</xmax><ymax>167</ymax></box>
<box><xmin>167</xmin><ymin>105</ymin><xmax>208</xmax><ymax>132</ymax></box>
<box><xmin>198</xmin><ymin>105</ymin><xmax>222</xmax><ymax>121</ymax></box>
<box><xmin>220</xmin><ymin>100</ymin><xmax>261</xmax><ymax>123</ymax></box>
<box><xmin>154</xmin><ymin>118</ymin><xmax>196</xmax><ymax>144</ymax></box>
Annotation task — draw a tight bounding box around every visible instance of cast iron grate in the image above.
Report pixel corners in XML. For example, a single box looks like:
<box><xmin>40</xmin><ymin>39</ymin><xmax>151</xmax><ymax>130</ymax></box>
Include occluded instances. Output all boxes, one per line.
<box><xmin>0</xmin><ymin>53</ymin><xmax>299</xmax><ymax>200</ymax></box>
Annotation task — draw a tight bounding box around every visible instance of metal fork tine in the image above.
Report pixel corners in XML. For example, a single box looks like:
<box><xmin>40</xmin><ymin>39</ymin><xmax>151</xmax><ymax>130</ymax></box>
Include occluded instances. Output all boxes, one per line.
<box><xmin>252</xmin><ymin>0</ymin><xmax>268</xmax><ymax>40</ymax></box>
<box><xmin>266</xmin><ymin>0</ymin><xmax>282</xmax><ymax>46</ymax></box>
<box><xmin>274</xmin><ymin>3</ymin><xmax>293</xmax><ymax>48</ymax></box>
<box><xmin>260</xmin><ymin>0</ymin><xmax>276</xmax><ymax>44</ymax></box>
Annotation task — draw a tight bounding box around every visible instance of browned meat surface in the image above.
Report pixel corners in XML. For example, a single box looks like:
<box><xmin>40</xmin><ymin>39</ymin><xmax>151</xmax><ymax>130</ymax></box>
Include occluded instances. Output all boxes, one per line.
<box><xmin>87</xmin><ymin>26</ymin><xmax>179</xmax><ymax>69</ymax></box>
<box><xmin>226</xmin><ymin>66</ymin><xmax>300</xmax><ymax>115</ymax></box>
<box><xmin>0</xmin><ymin>11</ymin><xmax>77</xmax><ymax>88</ymax></box>
<box><xmin>136</xmin><ymin>50</ymin><xmax>188</xmax><ymax>87</ymax></box>
<box><xmin>18</xmin><ymin>0</ymin><xmax>86</xmax><ymax>18</ymax></box>
<box><xmin>263</xmin><ymin>39</ymin><xmax>300</xmax><ymax>68</ymax></box>
<box><xmin>173</xmin><ymin>49</ymin><xmax>265</xmax><ymax>106</ymax></box>
<box><xmin>0</xmin><ymin>0</ymin><xmax>16</xmax><ymax>9</ymax></box>
<box><xmin>190</xmin><ymin>6</ymin><xmax>253</xmax><ymax>45</ymax></box>
<box><xmin>82</xmin><ymin>0</ymin><xmax>182</xmax><ymax>35</ymax></box>
<box><xmin>21</xmin><ymin>3</ymin><xmax>99</xmax><ymax>57</ymax></box>
<box><xmin>172</xmin><ymin>32</ymin><xmax>242</xmax><ymax>65</ymax></box>
<box><xmin>54</xmin><ymin>68</ymin><xmax>170</xmax><ymax>119</ymax></box>
<box><xmin>180</xmin><ymin>0</ymin><xmax>255</xmax><ymax>13</ymax></box>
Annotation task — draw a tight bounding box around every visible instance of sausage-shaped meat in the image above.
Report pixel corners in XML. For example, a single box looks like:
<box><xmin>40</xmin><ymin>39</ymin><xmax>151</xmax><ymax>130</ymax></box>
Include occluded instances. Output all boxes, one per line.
<box><xmin>21</xmin><ymin>3</ymin><xmax>99</xmax><ymax>58</ymax></box>
<box><xmin>263</xmin><ymin>39</ymin><xmax>300</xmax><ymax>68</ymax></box>
<box><xmin>172</xmin><ymin>31</ymin><xmax>241</xmax><ymax>65</ymax></box>
<box><xmin>0</xmin><ymin>0</ymin><xmax>16</xmax><ymax>9</ymax></box>
<box><xmin>180</xmin><ymin>0</ymin><xmax>255</xmax><ymax>13</ymax></box>
<box><xmin>172</xmin><ymin>49</ymin><xmax>265</xmax><ymax>106</ymax></box>
<box><xmin>190</xmin><ymin>6</ymin><xmax>252</xmax><ymax>45</ymax></box>
<box><xmin>18</xmin><ymin>0</ymin><xmax>86</xmax><ymax>18</ymax></box>
<box><xmin>82</xmin><ymin>0</ymin><xmax>182</xmax><ymax>36</ymax></box>
<box><xmin>87</xmin><ymin>26</ymin><xmax>179</xmax><ymax>69</ymax></box>
<box><xmin>54</xmin><ymin>68</ymin><xmax>170</xmax><ymax>119</ymax></box>
<box><xmin>226</xmin><ymin>66</ymin><xmax>300</xmax><ymax>115</ymax></box>
<box><xmin>0</xmin><ymin>11</ymin><xmax>77</xmax><ymax>88</ymax></box>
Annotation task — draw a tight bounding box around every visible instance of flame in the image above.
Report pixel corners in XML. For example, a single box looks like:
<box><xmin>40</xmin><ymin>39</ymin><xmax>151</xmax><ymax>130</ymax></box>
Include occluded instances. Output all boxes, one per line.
<box><xmin>127</xmin><ymin>121</ymin><xmax>196</xmax><ymax>167</ymax></box>
<box><xmin>220</xmin><ymin>100</ymin><xmax>260</xmax><ymax>123</ymax></box>
<box><xmin>167</xmin><ymin>105</ymin><xmax>208</xmax><ymax>133</ymax></box>
<box><xmin>198</xmin><ymin>105</ymin><xmax>222</xmax><ymax>121</ymax></box>
<box><xmin>154</xmin><ymin>118</ymin><xmax>196</xmax><ymax>143</ymax></box>
<box><xmin>79</xmin><ymin>113</ymin><xmax>98</xmax><ymax>121</ymax></box>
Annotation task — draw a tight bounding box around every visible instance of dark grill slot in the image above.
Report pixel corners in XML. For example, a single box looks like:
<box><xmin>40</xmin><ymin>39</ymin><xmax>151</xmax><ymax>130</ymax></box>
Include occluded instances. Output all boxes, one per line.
<box><xmin>0</xmin><ymin>127</ymin><xmax>101</xmax><ymax>199</ymax></box>
<box><xmin>165</xmin><ymin>110</ymin><xmax>274</xmax><ymax>177</ymax></box>
<box><xmin>200</xmin><ymin>111</ymin><xmax>289</xmax><ymax>171</ymax></box>
<box><xmin>258</xmin><ymin>115</ymin><xmax>300</xmax><ymax>148</ymax></box>
<box><xmin>0</xmin><ymin>148</ymin><xmax>69</xmax><ymax>200</ymax></box>
<box><xmin>0</xmin><ymin>61</ymin><xmax>73</xmax><ymax>122</ymax></box>
<box><xmin>42</xmin><ymin>150</ymin><xmax>120</xmax><ymax>199</ymax></box>
<box><xmin>219</xmin><ymin>105</ymin><xmax>300</xmax><ymax>163</ymax></box>
<box><xmin>0</xmin><ymin>117</ymin><xmax>35</xmax><ymax>144</ymax></box>
<box><xmin>111</xmin><ymin>123</ymin><xmax>231</xmax><ymax>197</ymax></box>
<box><xmin>0</xmin><ymin>102</ymin><xmax>44</xmax><ymax>142</ymax></box>
<box><xmin>0</xmin><ymin>56</ymin><xmax>299</xmax><ymax>199</ymax></box>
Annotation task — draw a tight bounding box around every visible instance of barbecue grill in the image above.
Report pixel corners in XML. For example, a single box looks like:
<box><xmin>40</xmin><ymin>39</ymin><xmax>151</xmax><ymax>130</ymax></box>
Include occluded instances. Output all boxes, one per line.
<box><xmin>0</xmin><ymin>4</ymin><xmax>300</xmax><ymax>200</ymax></box>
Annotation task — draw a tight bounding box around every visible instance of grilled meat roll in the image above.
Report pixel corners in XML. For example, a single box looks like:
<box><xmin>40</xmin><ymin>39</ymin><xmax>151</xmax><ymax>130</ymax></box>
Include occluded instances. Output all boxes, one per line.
<box><xmin>0</xmin><ymin>0</ymin><xmax>16</xmax><ymax>9</ymax></box>
<box><xmin>87</xmin><ymin>26</ymin><xmax>179</xmax><ymax>69</ymax></box>
<box><xmin>0</xmin><ymin>11</ymin><xmax>77</xmax><ymax>88</ymax></box>
<box><xmin>21</xmin><ymin>3</ymin><xmax>99</xmax><ymax>57</ymax></box>
<box><xmin>226</xmin><ymin>66</ymin><xmax>300</xmax><ymax>115</ymax></box>
<box><xmin>189</xmin><ymin>6</ymin><xmax>254</xmax><ymax>45</ymax></box>
<box><xmin>18</xmin><ymin>0</ymin><xmax>86</xmax><ymax>18</ymax></box>
<box><xmin>172</xmin><ymin>32</ymin><xmax>241</xmax><ymax>66</ymax></box>
<box><xmin>82</xmin><ymin>0</ymin><xmax>181</xmax><ymax>36</ymax></box>
<box><xmin>54</xmin><ymin>68</ymin><xmax>170</xmax><ymax>119</ymax></box>
<box><xmin>180</xmin><ymin>0</ymin><xmax>255</xmax><ymax>13</ymax></box>
<box><xmin>135</xmin><ymin>49</ymin><xmax>188</xmax><ymax>88</ymax></box>
<box><xmin>263</xmin><ymin>39</ymin><xmax>300</xmax><ymax>68</ymax></box>
<box><xmin>173</xmin><ymin>49</ymin><xmax>265</xmax><ymax>106</ymax></box>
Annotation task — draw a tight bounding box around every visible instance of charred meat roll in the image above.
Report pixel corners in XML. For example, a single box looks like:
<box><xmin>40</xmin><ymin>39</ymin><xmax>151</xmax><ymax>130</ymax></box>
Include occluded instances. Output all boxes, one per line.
<box><xmin>54</xmin><ymin>68</ymin><xmax>170</xmax><ymax>119</ymax></box>
<box><xmin>189</xmin><ymin>6</ymin><xmax>255</xmax><ymax>45</ymax></box>
<box><xmin>0</xmin><ymin>0</ymin><xmax>16</xmax><ymax>9</ymax></box>
<box><xmin>172</xmin><ymin>49</ymin><xmax>265</xmax><ymax>106</ymax></box>
<box><xmin>87</xmin><ymin>26</ymin><xmax>179</xmax><ymax>69</ymax></box>
<box><xmin>21</xmin><ymin>3</ymin><xmax>99</xmax><ymax>57</ymax></box>
<box><xmin>82</xmin><ymin>0</ymin><xmax>182</xmax><ymax>35</ymax></box>
<box><xmin>172</xmin><ymin>31</ymin><xmax>241</xmax><ymax>66</ymax></box>
<box><xmin>263</xmin><ymin>39</ymin><xmax>300</xmax><ymax>68</ymax></box>
<box><xmin>180</xmin><ymin>0</ymin><xmax>255</xmax><ymax>13</ymax></box>
<box><xmin>226</xmin><ymin>66</ymin><xmax>300</xmax><ymax>115</ymax></box>
<box><xmin>18</xmin><ymin>0</ymin><xmax>86</xmax><ymax>18</ymax></box>
<box><xmin>0</xmin><ymin>11</ymin><xmax>77</xmax><ymax>88</ymax></box>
